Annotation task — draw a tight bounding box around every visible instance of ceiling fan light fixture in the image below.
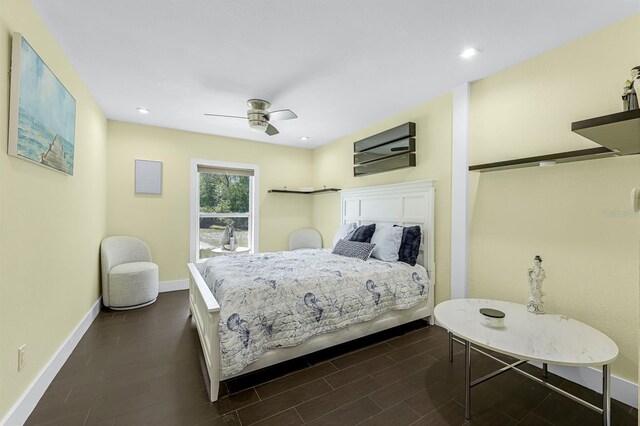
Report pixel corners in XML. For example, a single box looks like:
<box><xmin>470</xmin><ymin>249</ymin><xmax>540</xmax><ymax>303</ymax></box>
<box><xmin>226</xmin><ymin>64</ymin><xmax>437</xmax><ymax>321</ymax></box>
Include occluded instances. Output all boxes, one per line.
<box><xmin>249</xmin><ymin>120</ymin><xmax>268</xmax><ymax>132</ymax></box>
<box><xmin>205</xmin><ymin>98</ymin><xmax>291</xmax><ymax>137</ymax></box>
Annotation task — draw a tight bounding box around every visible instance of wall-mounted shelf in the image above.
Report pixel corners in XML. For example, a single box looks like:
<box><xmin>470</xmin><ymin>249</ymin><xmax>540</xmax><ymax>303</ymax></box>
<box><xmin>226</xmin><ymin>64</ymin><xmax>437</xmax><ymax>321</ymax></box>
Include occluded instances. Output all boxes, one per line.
<box><xmin>470</xmin><ymin>109</ymin><xmax>640</xmax><ymax>173</ymax></box>
<box><xmin>571</xmin><ymin>109</ymin><xmax>640</xmax><ymax>155</ymax></box>
<box><xmin>268</xmin><ymin>188</ymin><xmax>341</xmax><ymax>194</ymax></box>
<box><xmin>469</xmin><ymin>147</ymin><xmax>616</xmax><ymax>173</ymax></box>
<box><xmin>353</xmin><ymin>122</ymin><xmax>416</xmax><ymax>176</ymax></box>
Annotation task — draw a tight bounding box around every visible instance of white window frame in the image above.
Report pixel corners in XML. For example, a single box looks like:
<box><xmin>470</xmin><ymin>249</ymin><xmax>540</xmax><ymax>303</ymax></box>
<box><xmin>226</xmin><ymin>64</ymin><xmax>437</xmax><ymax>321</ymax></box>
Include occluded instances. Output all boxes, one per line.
<box><xmin>190</xmin><ymin>158</ymin><xmax>260</xmax><ymax>263</ymax></box>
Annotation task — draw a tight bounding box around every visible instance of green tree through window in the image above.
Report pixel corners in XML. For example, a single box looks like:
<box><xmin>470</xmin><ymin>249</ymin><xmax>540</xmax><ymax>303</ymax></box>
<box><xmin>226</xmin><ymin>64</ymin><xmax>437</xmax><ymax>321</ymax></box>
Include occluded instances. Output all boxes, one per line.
<box><xmin>199</xmin><ymin>173</ymin><xmax>249</xmax><ymax>213</ymax></box>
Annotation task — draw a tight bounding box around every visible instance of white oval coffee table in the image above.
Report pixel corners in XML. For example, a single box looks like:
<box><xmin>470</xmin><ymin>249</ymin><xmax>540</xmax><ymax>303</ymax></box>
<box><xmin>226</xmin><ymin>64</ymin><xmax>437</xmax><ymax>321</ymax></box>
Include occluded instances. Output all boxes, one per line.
<box><xmin>434</xmin><ymin>299</ymin><xmax>618</xmax><ymax>425</ymax></box>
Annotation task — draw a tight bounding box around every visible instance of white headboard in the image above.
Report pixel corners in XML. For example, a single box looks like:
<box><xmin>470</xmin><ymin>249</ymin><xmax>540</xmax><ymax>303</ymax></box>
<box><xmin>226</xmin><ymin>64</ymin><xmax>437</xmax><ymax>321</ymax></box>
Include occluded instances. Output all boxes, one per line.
<box><xmin>340</xmin><ymin>180</ymin><xmax>436</xmax><ymax>284</ymax></box>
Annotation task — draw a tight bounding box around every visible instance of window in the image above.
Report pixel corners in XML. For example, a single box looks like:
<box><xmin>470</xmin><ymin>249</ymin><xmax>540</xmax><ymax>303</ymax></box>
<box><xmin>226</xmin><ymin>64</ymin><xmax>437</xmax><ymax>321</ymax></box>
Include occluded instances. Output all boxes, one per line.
<box><xmin>190</xmin><ymin>160</ymin><xmax>259</xmax><ymax>262</ymax></box>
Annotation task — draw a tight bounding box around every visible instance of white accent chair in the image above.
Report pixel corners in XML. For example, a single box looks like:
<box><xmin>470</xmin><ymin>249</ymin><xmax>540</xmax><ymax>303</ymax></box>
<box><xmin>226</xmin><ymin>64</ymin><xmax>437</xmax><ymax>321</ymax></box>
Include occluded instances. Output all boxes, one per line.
<box><xmin>101</xmin><ymin>236</ymin><xmax>159</xmax><ymax>310</ymax></box>
<box><xmin>288</xmin><ymin>228</ymin><xmax>323</xmax><ymax>251</ymax></box>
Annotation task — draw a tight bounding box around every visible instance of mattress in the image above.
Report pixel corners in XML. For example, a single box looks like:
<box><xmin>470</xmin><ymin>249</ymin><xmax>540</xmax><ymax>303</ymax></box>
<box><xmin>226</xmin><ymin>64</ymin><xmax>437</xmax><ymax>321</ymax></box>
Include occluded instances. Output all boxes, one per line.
<box><xmin>201</xmin><ymin>248</ymin><xmax>430</xmax><ymax>376</ymax></box>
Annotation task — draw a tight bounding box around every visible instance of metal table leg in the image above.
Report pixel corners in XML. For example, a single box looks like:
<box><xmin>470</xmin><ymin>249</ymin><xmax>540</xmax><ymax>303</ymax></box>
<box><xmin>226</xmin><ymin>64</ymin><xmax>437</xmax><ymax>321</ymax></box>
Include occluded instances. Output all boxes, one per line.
<box><xmin>451</xmin><ymin>335</ymin><xmax>608</xmax><ymax>422</ymax></box>
<box><xmin>464</xmin><ymin>339</ymin><xmax>471</xmax><ymax>420</ymax></box>
<box><xmin>543</xmin><ymin>363</ymin><xmax>548</xmax><ymax>379</ymax></box>
<box><xmin>603</xmin><ymin>364</ymin><xmax>610</xmax><ymax>426</ymax></box>
<box><xmin>448</xmin><ymin>331</ymin><xmax>453</xmax><ymax>363</ymax></box>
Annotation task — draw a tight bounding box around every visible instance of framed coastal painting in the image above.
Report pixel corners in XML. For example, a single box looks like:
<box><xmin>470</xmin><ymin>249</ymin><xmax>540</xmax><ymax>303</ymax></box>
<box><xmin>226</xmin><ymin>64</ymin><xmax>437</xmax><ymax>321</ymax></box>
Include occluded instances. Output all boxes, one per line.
<box><xmin>8</xmin><ymin>33</ymin><xmax>76</xmax><ymax>175</ymax></box>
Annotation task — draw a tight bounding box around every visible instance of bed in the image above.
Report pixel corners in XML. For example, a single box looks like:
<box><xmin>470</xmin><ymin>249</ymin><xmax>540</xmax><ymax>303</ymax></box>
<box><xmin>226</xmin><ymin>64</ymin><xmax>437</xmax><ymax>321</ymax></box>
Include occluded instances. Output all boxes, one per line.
<box><xmin>187</xmin><ymin>180</ymin><xmax>436</xmax><ymax>401</ymax></box>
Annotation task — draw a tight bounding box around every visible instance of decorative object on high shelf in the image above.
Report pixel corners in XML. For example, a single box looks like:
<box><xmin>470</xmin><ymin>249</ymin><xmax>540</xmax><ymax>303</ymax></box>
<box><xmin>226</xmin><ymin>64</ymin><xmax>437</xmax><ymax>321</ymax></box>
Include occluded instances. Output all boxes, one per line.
<box><xmin>135</xmin><ymin>159</ymin><xmax>162</xmax><ymax>194</ymax></box>
<box><xmin>622</xmin><ymin>80</ymin><xmax>635</xmax><ymax>111</ymax></box>
<box><xmin>622</xmin><ymin>80</ymin><xmax>636</xmax><ymax>111</ymax></box>
<box><xmin>622</xmin><ymin>66</ymin><xmax>639</xmax><ymax>111</ymax></box>
<box><xmin>8</xmin><ymin>33</ymin><xmax>76</xmax><ymax>175</ymax></box>
<box><xmin>353</xmin><ymin>122</ymin><xmax>416</xmax><ymax>176</ymax></box>
<box><xmin>526</xmin><ymin>255</ymin><xmax>547</xmax><ymax>314</ymax></box>
<box><xmin>632</xmin><ymin>66</ymin><xmax>640</xmax><ymax>104</ymax></box>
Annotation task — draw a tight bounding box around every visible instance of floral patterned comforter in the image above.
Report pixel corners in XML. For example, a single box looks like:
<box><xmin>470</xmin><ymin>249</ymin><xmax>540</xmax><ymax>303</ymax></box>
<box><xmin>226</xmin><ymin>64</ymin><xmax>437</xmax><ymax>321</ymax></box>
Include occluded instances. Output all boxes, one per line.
<box><xmin>201</xmin><ymin>249</ymin><xmax>430</xmax><ymax>377</ymax></box>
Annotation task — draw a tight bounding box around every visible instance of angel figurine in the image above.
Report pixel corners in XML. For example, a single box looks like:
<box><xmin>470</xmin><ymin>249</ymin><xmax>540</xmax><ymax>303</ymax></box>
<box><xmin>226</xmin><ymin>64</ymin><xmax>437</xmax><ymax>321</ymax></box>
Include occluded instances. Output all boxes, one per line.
<box><xmin>526</xmin><ymin>255</ymin><xmax>547</xmax><ymax>314</ymax></box>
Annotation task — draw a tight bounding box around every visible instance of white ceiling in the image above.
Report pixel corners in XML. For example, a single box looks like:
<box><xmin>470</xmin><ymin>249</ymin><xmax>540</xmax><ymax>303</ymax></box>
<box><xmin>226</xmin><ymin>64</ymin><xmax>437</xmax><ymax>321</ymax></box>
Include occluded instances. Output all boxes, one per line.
<box><xmin>32</xmin><ymin>1</ymin><xmax>640</xmax><ymax>149</ymax></box>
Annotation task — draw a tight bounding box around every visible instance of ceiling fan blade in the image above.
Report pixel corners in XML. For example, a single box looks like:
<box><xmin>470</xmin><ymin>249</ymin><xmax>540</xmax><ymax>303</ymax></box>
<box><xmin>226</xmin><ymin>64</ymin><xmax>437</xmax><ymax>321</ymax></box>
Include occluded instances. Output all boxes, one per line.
<box><xmin>265</xmin><ymin>123</ymin><xmax>279</xmax><ymax>136</ymax></box>
<box><xmin>204</xmin><ymin>114</ymin><xmax>247</xmax><ymax>120</ymax></box>
<box><xmin>266</xmin><ymin>109</ymin><xmax>297</xmax><ymax>121</ymax></box>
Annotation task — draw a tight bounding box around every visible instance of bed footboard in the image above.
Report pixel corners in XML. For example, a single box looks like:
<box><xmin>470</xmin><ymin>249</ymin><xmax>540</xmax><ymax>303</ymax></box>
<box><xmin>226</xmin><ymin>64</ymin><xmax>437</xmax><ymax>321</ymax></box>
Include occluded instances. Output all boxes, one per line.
<box><xmin>426</xmin><ymin>280</ymin><xmax>436</xmax><ymax>325</ymax></box>
<box><xmin>187</xmin><ymin>262</ymin><xmax>436</xmax><ymax>401</ymax></box>
<box><xmin>187</xmin><ymin>263</ymin><xmax>221</xmax><ymax>402</ymax></box>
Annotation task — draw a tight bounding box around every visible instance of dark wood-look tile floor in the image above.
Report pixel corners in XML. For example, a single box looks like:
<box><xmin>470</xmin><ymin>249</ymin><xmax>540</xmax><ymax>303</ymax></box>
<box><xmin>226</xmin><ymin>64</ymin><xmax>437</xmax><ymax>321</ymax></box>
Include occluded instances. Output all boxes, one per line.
<box><xmin>26</xmin><ymin>291</ymin><xmax>637</xmax><ymax>426</ymax></box>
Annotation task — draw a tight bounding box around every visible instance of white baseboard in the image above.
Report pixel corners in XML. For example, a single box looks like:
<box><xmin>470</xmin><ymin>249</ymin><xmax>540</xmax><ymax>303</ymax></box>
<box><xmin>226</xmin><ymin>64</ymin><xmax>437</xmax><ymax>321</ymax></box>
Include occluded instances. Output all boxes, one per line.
<box><xmin>528</xmin><ymin>361</ymin><xmax>638</xmax><ymax>409</ymax></box>
<box><xmin>1</xmin><ymin>297</ymin><xmax>102</xmax><ymax>426</ymax></box>
<box><xmin>159</xmin><ymin>279</ymin><xmax>188</xmax><ymax>293</ymax></box>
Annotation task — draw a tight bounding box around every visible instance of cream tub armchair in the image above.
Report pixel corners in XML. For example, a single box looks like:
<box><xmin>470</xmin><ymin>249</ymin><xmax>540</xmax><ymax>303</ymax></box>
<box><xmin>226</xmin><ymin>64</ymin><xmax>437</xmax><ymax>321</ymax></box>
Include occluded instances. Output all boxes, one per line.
<box><xmin>288</xmin><ymin>228</ymin><xmax>322</xmax><ymax>251</ymax></box>
<box><xmin>101</xmin><ymin>236</ymin><xmax>159</xmax><ymax>310</ymax></box>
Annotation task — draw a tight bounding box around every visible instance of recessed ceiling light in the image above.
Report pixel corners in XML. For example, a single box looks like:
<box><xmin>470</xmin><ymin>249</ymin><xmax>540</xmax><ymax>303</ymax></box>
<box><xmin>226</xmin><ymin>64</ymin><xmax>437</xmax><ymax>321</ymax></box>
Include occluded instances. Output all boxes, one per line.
<box><xmin>459</xmin><ymin>48</ymin><xmax>480</xmax><ymax>59</ymax></box>
<box><xmin>137</xmin><ymin>107</ymin><xmax>150</xmax><ymax>114</ymax></box>
<box><xmin>539</xmin><ymin>160</ymin><xmax>556</xmax><ymax>168</ymax></box>
<box><xmin>300</xmin><ymin>136</ymin><xmax>310</xmax><ymax>141</ymax></box>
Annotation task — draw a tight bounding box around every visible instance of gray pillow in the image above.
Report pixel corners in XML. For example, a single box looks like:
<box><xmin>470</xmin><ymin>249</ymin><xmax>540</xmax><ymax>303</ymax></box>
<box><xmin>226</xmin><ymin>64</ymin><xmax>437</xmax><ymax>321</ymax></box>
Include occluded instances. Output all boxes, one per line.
<box><xmin>370</xmin><ymin>226</ymin><xmax>403</xmax><ymax>262</ymax></box>
<box><xmin>332</xmin><ymin>239</ymin><xmax>376</xmax><ymax>261</ymax></box>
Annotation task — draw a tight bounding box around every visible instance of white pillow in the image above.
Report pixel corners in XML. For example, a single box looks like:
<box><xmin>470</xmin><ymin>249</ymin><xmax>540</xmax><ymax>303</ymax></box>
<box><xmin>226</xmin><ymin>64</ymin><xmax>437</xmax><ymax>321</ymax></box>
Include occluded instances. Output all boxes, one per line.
<box><xmin>370</xmin><ymin>225</ymin><xmax>403</xmax><ymax>262</ymax></box>
<box><xmin>332</xmin><ymin>223</ymin><xmax>357</xmax><ymax>247</ymax></box>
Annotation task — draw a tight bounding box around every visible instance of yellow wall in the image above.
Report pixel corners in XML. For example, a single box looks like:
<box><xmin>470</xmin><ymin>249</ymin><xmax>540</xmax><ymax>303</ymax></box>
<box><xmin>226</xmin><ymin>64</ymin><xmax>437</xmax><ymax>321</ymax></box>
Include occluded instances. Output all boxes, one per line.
<box><xmin>0</xmin><ymin>0</ymin><xmax>107</xmax><ymax>418</ymax></box>
<box><xmin>2</xmin><ymin>2</ymin><xmax>637</xmax><ymax>418</ymax></box>
<box><xmin>311</xmin><ymin>94</ymin><xmax>453</xmax><ymax>305</ymax></box>
<box><xmin>106</xmin><ymin>121</ymin><xmax>314</xmax><ymax>282</ymax></box>
<box><xmin>469</xmin><ymin>14</ymin><xmax>640</xmax><ymax>382</ymax></box>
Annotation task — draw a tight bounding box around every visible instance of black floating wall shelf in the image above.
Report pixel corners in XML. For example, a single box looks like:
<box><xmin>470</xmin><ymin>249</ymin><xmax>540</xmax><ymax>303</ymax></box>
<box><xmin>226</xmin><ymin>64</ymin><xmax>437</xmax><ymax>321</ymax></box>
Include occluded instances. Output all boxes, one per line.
<box><xmin>354</xmin><ymin>153</ymin><xmax>417</xmax><ymax>176</ymax></box>
<box><xmin>571</xmin><ymin>109</ymin><xmax>640</xmax><ymax>155</ymax></box>
<box><xmin>354</xmin><ymin>122</ymin><xmax>416</xmax><ymax>176</ymax></box>
<box><xmin>469</xmin><ymin>147</ymin><xmax>616</xmax><ymax>173</ymax></box>
<box><xmin>354</xmin><ymin>137</ymin><xmax>415</xmax><ymax>164</ymax></box>
<box><xmin>268</xmin><ymin>188</ymin><xmax>341</xmax><ymax>195</ymax></box>
<box><xmin>470</xmin><ymin>109</ymin><xmax>640</xmax><ymax>173</ymax></box>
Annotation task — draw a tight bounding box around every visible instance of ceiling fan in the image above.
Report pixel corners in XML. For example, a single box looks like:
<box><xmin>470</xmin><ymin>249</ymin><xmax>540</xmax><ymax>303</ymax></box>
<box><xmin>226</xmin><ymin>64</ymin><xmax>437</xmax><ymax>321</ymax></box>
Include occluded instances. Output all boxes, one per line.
<box><xmin>205</xmin><ymin>99</ymin><xmax>297</xmax><ymax>136</ymax></box>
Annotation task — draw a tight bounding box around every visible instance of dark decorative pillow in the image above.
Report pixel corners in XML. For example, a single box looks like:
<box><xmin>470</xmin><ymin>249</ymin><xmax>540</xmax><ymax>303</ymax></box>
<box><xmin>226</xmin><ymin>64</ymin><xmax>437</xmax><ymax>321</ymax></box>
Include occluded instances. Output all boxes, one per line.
<box><xmin>332</xmin><ymin>240</ymin><xmax>376</xmax><ymax>261</ymax></box>
<box><xmin>395</xmin><ymin>225</ymin><xmax>422</xmax><ymax>266</ymax></box>
<box><xmin>348</xmin><ymin>224</ymin><xmax>376</xmax><ymax>243</ymax></box>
